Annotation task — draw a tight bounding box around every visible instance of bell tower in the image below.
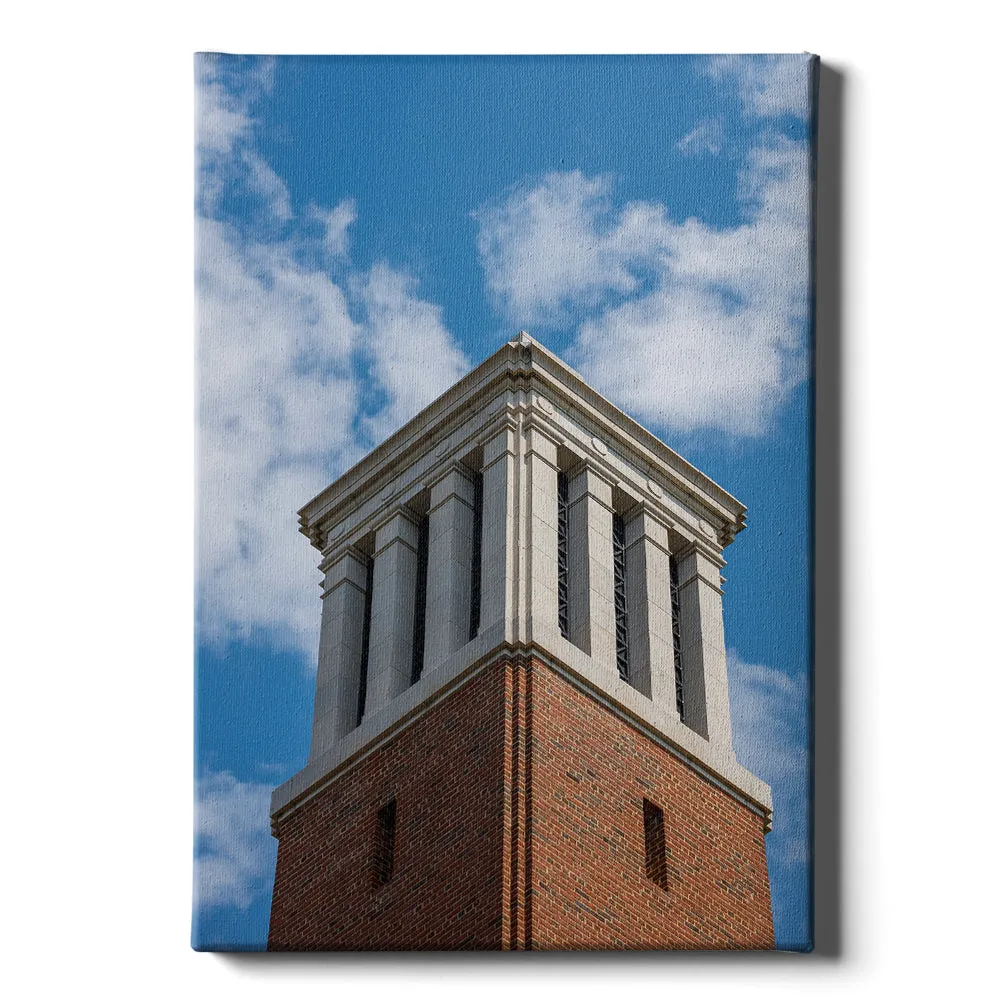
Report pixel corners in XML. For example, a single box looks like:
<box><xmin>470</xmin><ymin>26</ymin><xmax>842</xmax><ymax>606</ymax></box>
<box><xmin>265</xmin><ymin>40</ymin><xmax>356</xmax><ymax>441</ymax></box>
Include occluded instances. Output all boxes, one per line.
<box><xmin>268</xmin><ymin>333</ymin><xmax>774</xmax><ymax>950</ymax></box>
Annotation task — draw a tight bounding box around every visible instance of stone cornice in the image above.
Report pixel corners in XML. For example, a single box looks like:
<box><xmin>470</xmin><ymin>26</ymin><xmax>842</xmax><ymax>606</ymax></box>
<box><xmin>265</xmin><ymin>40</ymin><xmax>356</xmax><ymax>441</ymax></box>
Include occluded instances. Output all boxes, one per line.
<box><xmin>298</xmin><ymin>335</ymin><xmax>746</xmax><ymax>553</ymax></box>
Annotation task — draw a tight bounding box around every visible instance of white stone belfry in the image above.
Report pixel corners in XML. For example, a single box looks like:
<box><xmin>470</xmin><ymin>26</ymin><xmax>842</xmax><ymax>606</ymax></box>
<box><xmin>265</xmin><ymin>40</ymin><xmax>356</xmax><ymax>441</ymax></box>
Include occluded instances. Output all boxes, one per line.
<box><xmin>273</xmin><ymin>332</ymin><xmax>771</xmax><ymax>830</ymax></box>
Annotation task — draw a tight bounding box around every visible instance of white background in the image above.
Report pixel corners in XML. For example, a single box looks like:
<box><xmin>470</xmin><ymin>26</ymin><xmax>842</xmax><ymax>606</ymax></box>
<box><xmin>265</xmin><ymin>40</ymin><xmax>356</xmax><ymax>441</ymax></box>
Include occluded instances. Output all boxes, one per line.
<box><xmin>2</xmin><ymin>2</ymin><xmax>996</xmax><ymax>995</ymax></box>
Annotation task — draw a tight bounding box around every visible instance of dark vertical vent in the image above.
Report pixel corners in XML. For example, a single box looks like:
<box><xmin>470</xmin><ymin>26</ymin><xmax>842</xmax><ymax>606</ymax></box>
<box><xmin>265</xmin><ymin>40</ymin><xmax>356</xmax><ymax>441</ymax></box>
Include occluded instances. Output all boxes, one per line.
<box><xmin>643</xmin><ymin>799</ymin><xmax>668</xmax><ymax>890</ymax></box>
<box><xmin>612</xmin><ymin>513</ymin><xmax>629</xmax><ymax>681</ymax></box>
<box><xmin>410</xmin><ymin>515</ymin><xmax>429</xmax><ymax>685</ymax></box>
<box><xmin>373</xmin><ymin>798</ymin><xmax>397</xmax><ymax>887</ymax></box>
<box><xmin>356</xmin><ymin>555</ymin><xmax>374</xmax><ymax>728</ymax></box>
<box><xmin>469</xmin><ymin>470</ymin><xmax>483</xmax><ymax>641</ymax></box>
<box><xmin>557</xmin><ymin>470</ymin><xmax>569</xmax><ymax>639</ymax></box>
<box><xmin>669</xmin><ymin>554</ymin><xmax>685</xmax><ymax>722</ymax></box>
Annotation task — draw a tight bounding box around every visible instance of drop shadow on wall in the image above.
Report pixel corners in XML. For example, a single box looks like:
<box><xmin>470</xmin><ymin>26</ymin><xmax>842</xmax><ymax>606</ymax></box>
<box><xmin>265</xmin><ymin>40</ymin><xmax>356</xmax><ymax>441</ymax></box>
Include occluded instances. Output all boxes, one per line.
<box><xmin>218</xmin><ymin>58</ymin><xmax>845</xmax><ymax>969</ymax></box>
<box><xmin>810</xmin><ymin>57</ymin><xmax>845</xmax><ymax>963</ymax></box>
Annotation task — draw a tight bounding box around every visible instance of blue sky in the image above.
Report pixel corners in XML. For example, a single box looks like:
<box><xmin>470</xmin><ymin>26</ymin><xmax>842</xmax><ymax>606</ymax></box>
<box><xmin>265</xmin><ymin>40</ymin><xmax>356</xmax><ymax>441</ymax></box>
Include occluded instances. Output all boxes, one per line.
<box><xmin>194</xmin><ymin>53</ymin><xmax>814</xmax><ymax>951</ymax></box>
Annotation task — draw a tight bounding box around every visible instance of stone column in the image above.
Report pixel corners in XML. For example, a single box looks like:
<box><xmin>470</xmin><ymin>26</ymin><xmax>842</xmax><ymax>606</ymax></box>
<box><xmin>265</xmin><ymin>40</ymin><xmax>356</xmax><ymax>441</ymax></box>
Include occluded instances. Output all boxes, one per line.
<box><xmin>566</xmin><ymin>465</ymin><xmax>617</xmax><ymax>669</ymax></box>
<box><xmin>309</xmin><ymin>545</ymin><xmax>370</xmax><ymax>760</ymax></box>
<box><xmin>524</xmin><ymin>424</ymin><xmax>561</xmax><ymax>637</ymax></box>
<box><xmin>364</xmin><ymin>509</ymin><xmax>421</xmax><ymax>716</ymax></box>
<box><xmin>479</xmin><ymin>423</ymin><xmax>516</xmax><ymax>635</ymax></box>
<box><xmin>423</xmin><ymin>465</ymin><xmax>475</xmax><ymax>672</ymax></box>
<box><xmin>623</xmin><ymin>507</ymin><xmax>679</xmax><ymax>711</ymax></box>
<box><xmin>675</xmin><ymin>544</ymin><xmax>732</xmax><ymax>747</ymax></box>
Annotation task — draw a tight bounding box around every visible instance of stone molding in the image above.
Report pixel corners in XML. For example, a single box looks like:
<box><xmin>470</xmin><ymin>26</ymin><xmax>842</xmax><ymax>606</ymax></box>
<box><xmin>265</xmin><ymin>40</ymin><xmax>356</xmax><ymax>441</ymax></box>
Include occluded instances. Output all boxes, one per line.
<box><xmin>300</xmin><ymin>335</ymin><xmax>745</xmax><ymax>555</ymax></box>
<box><xmin>565</xmin><ymin>462</ymin><xmax>616</xmax><ymax>514</ymax></box>
<box><xmin>675</xmin><ymin>540</ymin><xmax>727</xmax><ymax>595</ymax></box>
<box><xmin>317</xmin><ymin>544</ymin><xmax>369</xmax><ymax>598</ymax></box>
<box><xmin>316</xmin><ymin>392</ymin><xmax>731</xmax><ymax>566</ymax></box>
<box><xmin>370</xmin><ymin>507</ymin><xmax>421</xmax><ymax>559</ymax></box>
<box><xmin>426</xmin><ymin>460</ymin><xmax>475</xmax><ymax>495</ymax></box>
<box><xmin>319</xmin><ymin>572</ymin><xmax>367</xmax><ymax>602</ymax></box>
<box><xmin>623</xmin><ymin>504</ymin><xmax>673</xmax><ymax>558</ymax></box>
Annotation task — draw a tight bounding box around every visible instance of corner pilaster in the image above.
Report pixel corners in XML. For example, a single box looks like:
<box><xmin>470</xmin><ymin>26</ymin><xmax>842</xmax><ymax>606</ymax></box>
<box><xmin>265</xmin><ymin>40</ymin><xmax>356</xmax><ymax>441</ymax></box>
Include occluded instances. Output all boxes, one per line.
<box><xmin>676</xmin><ymin>542</ymin><xmax>733</xmax><ymax>750</ymax></box>
<box><xmin>566</xmin><ymin>464</ymin><xmax>617</xmax><ymax>672</ymax></box>
<box><xmin>524</xmin><ymin>423</ymin><xmax>561</xmax><ymax>639</ymax></box>
<box><xmin>423</xmin><ymin>465</ymin><xmax>475</xmax><ymax>672</ymax></box>
<box><xmin>309</xmin><ymin>545</ymin><xmax>370</xmax><ymax>760</ymax></box>
<box><xmin>364</xmin><ymin>508</ymin><xmax>421</xmax><ymax>716</ymax></box>
<box><xmin>623</xmin><ymin>507</ymin><xmax>679</xmax><ymax>713</ymax></box>
<box><xmin>479</xmin><ymin>422</ymin><xmax>517</xmax><ymax>636</ymax></box>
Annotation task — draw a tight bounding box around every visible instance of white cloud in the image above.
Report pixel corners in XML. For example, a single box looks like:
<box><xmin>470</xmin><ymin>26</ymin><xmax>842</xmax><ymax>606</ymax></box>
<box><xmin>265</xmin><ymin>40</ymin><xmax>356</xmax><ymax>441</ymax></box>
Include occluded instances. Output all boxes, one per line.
<box><xmin>707</xmin><ymin>54</ymin><xmax>812</xmax><ymax>120</ymax></box>
<box><xmin>196</xmin><ymin>77</ymin><xmax>250</xmax><ymax>158</ymax></box>
<box><xmin>360</xmin><ymin>263</ymin><xmax>471</xmax><ymax>442</ymax></box>
<box><xmin>310</xmin><ymin>199</ymin><xmax>357</xmax><ymax>259</ymax></box>
<box><xmin>196</xmin><ymin>61</ymin><xmax>469</xmax><ymax>663</ymax></box>
<box><xmin>729</xmin><ymin>650</ymin><xmax>808</xmax><ymax>787</ymax></box>
<box><xmin>196</xmin><ymin>56</ymin><xmax>280</xmax><ymax>220</ymax></box>
<box><xmin>194</xmin><ymin>771</ymin><xmax>275</xmax><ymax>911</ymax></box>
<box><xmin>242</xmin><ymin>151</ymin><xmax>293</xmax><ymax>223</ymax></box>
<box><xmin>677</xmin><ymin>117</ymin><xmax>723</xmax><ymax>156</ymax></box>
<box><xmin>473</xmin><ymin>54</ymin><xmax>812</xmax><ymax>437</ymax></box>
<box><xmin>476</xmin><ymin>135</ymin><xmax>809</xmax><ymax>435</ymax></box>
<box><xmin>474</xmin><ymin>170</ymin><xmax>672</xmax><ymax>327</ymax></box>
<box><xmin>575</xmin><ymin>137</ymin><xmax>809</xmax><ymax>435</ymax></box>
<box><xmin>196</xmin><ymin>219</ymin><xmax>362</xmax><ymax>657</ymax></box>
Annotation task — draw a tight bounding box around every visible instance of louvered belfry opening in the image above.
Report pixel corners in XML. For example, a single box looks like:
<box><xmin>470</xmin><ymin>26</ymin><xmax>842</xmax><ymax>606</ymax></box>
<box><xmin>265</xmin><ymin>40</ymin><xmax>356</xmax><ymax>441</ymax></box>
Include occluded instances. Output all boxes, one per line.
<box><xmin>669</xmin><ymin>553</ymin><xmax>685</xmax><ymax>723</ymax></box>
<box><xmin>410</xmin><ymin>514</ymin><xmax>429</xmax><ymax>685</ymax></box>
<box><xmin>373</xmin><ymin>798</ymin><xmax>397</xmax><ymax>887</ymax></box>
<box><xmin>643</xmin><ymin>798</ymin><xmax>669</xmax><ymax>890</ymax></box>
<box><xmin>557</xmin><ymin>469</ymin><xmax>570</xmax><ymax>639</ymax></box>
<box><xmin>469</xmin><ymin>469</ymin><xmax>484</xmax><ymax>641</ymax></box>
<box><xmin>612</xmin><ymin>511</ymin><xmax>630</xmax><ymax>682</ymax></box>
<box><xmin>355</xmin><ymin>554</ymin><xmax>375</xmax><ymax>728</ymax></box>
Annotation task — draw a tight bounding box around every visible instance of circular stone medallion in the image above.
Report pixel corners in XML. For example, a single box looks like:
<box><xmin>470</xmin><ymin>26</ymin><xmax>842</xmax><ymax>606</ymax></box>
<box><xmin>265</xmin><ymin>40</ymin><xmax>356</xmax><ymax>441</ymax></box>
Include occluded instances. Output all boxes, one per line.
<box><xmin>646</xmin><ymin>480</ymin><xmax>663</xmax><ymax>498</ymax></box>
<box><xmin>591</xmin><ymin>436</ymin><xmax>608</xmax><ymax>456</ymax></box>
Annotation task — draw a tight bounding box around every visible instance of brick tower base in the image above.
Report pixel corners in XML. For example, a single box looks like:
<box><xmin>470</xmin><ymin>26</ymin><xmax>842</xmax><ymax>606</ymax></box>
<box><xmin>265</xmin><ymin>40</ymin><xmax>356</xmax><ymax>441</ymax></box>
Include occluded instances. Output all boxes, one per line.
<box><xmin>268</xmin><ymin>655</ymin><xmax>773</xmax><ymax>950</ymax></box>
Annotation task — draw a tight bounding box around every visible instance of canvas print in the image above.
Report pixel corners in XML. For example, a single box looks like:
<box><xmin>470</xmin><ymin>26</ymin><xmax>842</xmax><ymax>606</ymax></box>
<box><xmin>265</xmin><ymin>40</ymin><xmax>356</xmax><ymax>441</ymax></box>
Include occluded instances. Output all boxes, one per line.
<box><xmin>194</xmin><ymin>53</ymin><xmax>816</xmax><ymax>951</ymax></box>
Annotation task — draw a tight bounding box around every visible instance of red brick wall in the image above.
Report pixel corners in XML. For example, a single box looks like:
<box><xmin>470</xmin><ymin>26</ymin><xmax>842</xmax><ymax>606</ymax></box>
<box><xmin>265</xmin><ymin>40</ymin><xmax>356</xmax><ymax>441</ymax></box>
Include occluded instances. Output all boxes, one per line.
<box><xmin>526</xmin><ymin>658</ymin><xmax>774</xmax><ymax>949</ymax></box>
<box><xmin>268</xmin><ymin>664</ymin><xmax>508</xmax><ymax>950</ymax></box>
<box><xmin>268</xmin><ymin>656</ymin><xmax>773</xmax><ymax>951</ymax></box>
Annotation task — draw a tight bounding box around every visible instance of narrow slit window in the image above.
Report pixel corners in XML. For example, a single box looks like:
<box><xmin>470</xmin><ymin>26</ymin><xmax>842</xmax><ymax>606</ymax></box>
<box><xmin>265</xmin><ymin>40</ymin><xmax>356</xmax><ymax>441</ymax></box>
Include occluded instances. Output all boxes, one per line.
<box><xmin>669</xmin><ymin>554</ymin><xmax>685</xmax><ymax>723</ymax></box>
<box><xmin>356</xmin><ymin>555</ymin><xmax>374</xmax><ymax>728</ymax></box>
<box><xmin>612</xmin><ymin>512</ymin><xmax>629</xmax><ymax>681</ymax></box>
<box><xmin>557</xmin><ymin>470</ymin><xmax>569</xmax><ymax>639</ymax></box>
<box><xmin>410</xmin><ymin>514</ymin><xmax>429</xmax><ymax>685</ymax></box>
<box><xmin>643</xmin><ymin>798</ymin><xmax>668</xmax><ymax>890</ymax></box>
<box><xmin>373</xmin><ymin>798</ymin><xmax>397</xmax><ymax>886</ymax></box>
<box><xmin>469</xmin><ymin>469</ymin><xmax>484</xmax><ymax>641</ymax></box>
